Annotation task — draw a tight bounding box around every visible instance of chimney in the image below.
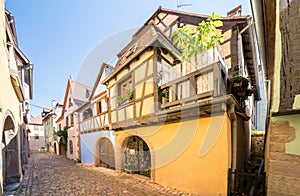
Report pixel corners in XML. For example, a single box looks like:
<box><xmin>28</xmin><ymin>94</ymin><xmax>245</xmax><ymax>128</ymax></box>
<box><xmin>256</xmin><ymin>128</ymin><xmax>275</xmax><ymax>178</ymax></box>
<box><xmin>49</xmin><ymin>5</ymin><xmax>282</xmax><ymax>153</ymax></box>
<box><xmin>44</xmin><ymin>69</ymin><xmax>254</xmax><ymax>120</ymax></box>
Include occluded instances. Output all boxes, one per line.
<box><xmin>227</xmin><ymin>5</ymin><xmax>242</xmax><ymax>17</ymax></box>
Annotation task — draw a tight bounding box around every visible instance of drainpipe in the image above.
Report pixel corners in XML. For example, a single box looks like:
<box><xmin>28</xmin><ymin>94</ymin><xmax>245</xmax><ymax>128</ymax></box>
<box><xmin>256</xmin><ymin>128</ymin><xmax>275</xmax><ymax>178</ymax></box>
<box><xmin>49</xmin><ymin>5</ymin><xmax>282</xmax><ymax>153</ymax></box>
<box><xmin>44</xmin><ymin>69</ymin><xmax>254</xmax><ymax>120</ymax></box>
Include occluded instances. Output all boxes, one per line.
<box><xmin>238</xmin><ymin>23</ymin><xmax>251</xmax><ymax>76</ymax></box>
<box><xmin>229</xmin><ymin>102</ymin><xmax>237</xmax><ymax>171</ymax></box>
<box><xmin>261</xmin><ymin>79</ymin><xmax>271</xmax><ymax>170</ymax></box>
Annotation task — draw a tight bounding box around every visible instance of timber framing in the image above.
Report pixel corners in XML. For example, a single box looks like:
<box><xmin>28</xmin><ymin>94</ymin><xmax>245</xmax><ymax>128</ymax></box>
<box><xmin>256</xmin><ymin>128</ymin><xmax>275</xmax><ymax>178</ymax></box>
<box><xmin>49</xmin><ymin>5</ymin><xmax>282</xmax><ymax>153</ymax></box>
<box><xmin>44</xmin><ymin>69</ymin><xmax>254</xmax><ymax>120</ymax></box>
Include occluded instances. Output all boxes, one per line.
<box><xmin>111</xmin><ymin>95</ymin><xmax>246</xmax><ymax>130</ymax></box>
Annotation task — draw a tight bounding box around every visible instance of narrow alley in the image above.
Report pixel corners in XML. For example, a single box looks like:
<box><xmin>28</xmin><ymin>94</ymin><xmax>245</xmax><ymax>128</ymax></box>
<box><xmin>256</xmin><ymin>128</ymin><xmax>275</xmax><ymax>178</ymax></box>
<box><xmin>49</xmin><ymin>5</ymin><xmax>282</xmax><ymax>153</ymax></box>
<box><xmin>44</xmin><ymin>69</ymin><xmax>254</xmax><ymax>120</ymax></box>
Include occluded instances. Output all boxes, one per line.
<box><xmin>13</xmin><ymin>152</ymin><xmax>192</xmax><ymax>196</ymax></box>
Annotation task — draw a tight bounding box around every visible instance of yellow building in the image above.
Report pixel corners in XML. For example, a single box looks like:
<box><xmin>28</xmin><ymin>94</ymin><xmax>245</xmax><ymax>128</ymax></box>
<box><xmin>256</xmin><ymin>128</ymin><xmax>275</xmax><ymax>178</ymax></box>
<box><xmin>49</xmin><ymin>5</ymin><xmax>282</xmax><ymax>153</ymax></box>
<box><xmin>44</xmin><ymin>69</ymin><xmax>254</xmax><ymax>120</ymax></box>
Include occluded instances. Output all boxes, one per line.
<box><xmin>79</xmin><ymin>7</ymin><xmax>259</xmax><ymax>195</ymax></box>
<box><xmin>0</xmin><ymin>4</ymin><xmax>33</xmax><ymax>194</ymax></box>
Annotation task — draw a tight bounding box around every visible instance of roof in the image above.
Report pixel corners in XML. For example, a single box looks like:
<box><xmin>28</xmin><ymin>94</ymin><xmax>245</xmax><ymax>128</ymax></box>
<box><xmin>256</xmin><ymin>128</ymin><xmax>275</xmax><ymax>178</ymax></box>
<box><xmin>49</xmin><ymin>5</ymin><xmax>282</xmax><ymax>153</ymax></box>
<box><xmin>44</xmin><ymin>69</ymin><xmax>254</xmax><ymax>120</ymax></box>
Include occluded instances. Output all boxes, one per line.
<box><xmin>29</xmin><ymin>114</ymin><xmax>43</xmax><ymax>125</ymax></box>
<box><xmin>57</xmin><ymin>79</ymin><xmax>92</xmax><ymax>120</ymax></box>
<box><xmin>6</xmin><ymin>9</ymin><xmax>33</xmax><ymax>99</ymax></box>
<box><xmin>102</xmin><ymin>24</ymin><xmax>181</xmax><ymax>84</ymax></box>
<box><xmin>89</xmin><ymin>62</ymin><xmax>113</xmax><ymax>99</ymax></box>
<box><xmin>5</xmin><ymin>9</ymin><xmax>18</xmax><ymax>46</ymax></box>
<box><xmin>136</xmin><ymin>6</ymin><xmax>250</xmax><ymax>37</ymax></box>
<box><xmin>69</xmin><ymin>80</ymin><xmax>92</xmax><ymax>102</ymax></box>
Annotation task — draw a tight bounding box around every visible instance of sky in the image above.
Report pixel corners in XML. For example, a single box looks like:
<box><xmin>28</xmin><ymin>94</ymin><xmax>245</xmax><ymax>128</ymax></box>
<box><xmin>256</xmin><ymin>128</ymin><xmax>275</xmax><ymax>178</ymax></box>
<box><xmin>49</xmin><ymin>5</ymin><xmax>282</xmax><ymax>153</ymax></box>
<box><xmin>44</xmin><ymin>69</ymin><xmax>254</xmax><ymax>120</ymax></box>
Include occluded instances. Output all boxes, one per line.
<box><xmin>5</xmin><ymin>0</ymin><xmax>251</xmax><ymax>116</ymax></box>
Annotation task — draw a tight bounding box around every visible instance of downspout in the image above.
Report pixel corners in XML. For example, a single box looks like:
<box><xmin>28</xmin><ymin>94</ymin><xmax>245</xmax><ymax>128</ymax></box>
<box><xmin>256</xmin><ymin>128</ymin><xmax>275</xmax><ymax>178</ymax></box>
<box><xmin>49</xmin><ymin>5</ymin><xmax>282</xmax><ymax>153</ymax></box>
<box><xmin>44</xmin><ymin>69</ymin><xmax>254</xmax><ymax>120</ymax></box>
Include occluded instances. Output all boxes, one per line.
<box><xmin>229</xmin><ymin>102</ymin><xmax>237</xmax><ymax>171</ymax></box>
<box><xmin>261</xmin><ymin>79</ymin><xmax>271</xmax><ymax>170</ymax></box>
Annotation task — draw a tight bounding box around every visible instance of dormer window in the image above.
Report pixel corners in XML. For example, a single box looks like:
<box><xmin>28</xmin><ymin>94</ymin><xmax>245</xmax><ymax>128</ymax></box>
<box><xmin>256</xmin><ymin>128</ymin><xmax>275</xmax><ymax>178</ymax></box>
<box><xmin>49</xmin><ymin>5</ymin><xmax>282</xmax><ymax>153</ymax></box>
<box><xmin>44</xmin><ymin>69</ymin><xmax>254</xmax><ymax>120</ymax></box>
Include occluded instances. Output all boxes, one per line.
<box><xmin>125</xmin><ymin>44</ymin><xmax>137</xmax><ymax>58</ymax></box>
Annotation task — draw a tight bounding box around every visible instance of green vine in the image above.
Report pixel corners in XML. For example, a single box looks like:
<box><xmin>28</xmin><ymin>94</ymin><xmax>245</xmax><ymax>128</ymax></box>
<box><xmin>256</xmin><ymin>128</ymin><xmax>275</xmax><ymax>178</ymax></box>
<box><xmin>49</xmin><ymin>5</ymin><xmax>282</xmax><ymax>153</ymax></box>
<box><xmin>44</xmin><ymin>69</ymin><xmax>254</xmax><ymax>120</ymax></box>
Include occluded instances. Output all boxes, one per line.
<box><xmin>172</xmin><ymin>12</ymin><xmax>224</xmax><ymax>61</ymax></box>
<box><xmin>55</xmin><ymin>126</ymin><xmax>68</xmax><ymax>149</ymax></box>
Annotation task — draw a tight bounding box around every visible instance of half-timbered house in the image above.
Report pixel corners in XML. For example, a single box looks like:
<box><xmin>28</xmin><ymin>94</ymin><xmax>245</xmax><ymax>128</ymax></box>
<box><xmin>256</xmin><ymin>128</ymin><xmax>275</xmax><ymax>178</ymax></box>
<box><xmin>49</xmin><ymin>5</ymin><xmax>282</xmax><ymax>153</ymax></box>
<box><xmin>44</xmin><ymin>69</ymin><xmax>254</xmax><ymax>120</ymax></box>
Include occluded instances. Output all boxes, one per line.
<box><xmin>78</xmin><ymin>7</ymin><xmax>260</xmax><ymax>195</ymax></box>
<box><xmin>57</xmin><ymin>80</ymin><xmax>91</xmax><ymax>160</ymax></box>
<box><xmin>77</xmin><ymin>63</ymin><xmax>114</xmax><ymax>166</ymax></box>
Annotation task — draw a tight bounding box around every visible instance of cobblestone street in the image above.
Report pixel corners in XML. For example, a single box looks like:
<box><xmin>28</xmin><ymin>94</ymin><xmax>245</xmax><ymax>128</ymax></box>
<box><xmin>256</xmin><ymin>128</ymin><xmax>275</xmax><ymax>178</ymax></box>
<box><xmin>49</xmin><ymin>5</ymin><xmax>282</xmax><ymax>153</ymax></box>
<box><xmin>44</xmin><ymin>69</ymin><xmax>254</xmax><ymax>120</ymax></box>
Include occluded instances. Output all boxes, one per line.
<box><xmin>12</xmin><ymin>152</ymin><xmax>193</xmax><ymax>196</ymax></box>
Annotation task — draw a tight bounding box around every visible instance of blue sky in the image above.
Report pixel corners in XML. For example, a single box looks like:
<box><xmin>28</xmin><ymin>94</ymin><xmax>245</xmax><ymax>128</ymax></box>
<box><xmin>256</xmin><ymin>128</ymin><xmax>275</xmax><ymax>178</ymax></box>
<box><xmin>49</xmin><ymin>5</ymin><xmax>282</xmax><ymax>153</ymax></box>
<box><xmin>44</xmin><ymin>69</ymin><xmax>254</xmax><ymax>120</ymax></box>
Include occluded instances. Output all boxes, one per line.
<box><xmin>5</xmin><ymin>0</ymin><xmax>251</xmax><ymax>116</ymax></box>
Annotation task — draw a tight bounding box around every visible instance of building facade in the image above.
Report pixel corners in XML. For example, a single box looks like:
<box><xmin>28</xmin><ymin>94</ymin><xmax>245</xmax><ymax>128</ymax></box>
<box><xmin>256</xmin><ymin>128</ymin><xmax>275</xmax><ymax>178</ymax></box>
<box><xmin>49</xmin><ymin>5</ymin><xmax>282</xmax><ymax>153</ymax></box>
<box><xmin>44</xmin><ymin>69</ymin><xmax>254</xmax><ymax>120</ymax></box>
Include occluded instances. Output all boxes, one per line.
<box><xmin>0</xmin><ymin>4</ymin><xmax>33</xmax><ymax>193</ymax></box>
<box><xmin>42</xmin><ymin>102</ymin><xmax>62</xmax><ymax>154</ymax></box>
<box><xmin>57</xmin><ymin>80</ymin><xmax>91</xmax><ymax>160</ymax></box>
<box><xmin>78</xmin><ymin>7</ymin><xmax>261</xmax><ymax>195</ymax></box>
<box><xmin>251</xmin><ymin>0</ymin><xmax>300</xmax><ymax>195</ymax></box>
<box><xmin>78</xmin><ymin>63</ymin><xmax>113</xmax><ymax>165</ymax></box>
<box><xmin>28</xmin><ymin>115</ymin><xmax>45</xmax><ymax>152</ymax></box>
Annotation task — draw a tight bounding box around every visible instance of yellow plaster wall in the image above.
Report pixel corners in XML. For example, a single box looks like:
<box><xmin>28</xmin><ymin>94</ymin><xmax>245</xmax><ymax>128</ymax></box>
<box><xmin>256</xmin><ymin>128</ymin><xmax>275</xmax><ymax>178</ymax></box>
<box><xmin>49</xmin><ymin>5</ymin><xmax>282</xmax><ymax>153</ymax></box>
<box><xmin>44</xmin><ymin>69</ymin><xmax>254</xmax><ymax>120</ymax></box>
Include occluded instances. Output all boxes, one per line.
<box><xmin>115</xmin><ymin>114</ymin><xmax>231</xmax><ymax>195</ymax></box>
<box><xmin>0</xmin><ymin>3</ymin><xmax>23</xmax><ymax>190</ymax></box>
<box><xmin>107</xmin><ymin>50</ymin><xmax>154</xmax><ymax>88</ymax></box>
<box><xmin>109</xmin><ymin>50</ymin><xmax>155</xmax><ymax>122</ymax></box>
<box><xmin>141</xmin><ymin>97</ymin><xmax>154</xmax><ymax>116</ymax></box>
<box><xmin>134</xmin><ymin>63</ymin><xmax>147</xmax><ymax>84</ymax></box>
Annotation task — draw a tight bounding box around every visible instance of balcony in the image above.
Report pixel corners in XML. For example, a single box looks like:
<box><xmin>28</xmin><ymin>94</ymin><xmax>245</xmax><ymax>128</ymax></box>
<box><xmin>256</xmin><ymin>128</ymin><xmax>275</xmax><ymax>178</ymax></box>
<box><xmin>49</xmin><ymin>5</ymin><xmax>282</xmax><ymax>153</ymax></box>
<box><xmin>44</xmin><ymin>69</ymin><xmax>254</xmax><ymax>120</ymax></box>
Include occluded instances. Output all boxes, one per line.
<box><xmin>158</xmin><ymin>47</ymin><xmax>226</xmax><ymax>86</ymax></box>
<box><xmin>158</xmin><ymin>48</ymin><xmax>228</xmax><ymax>111</ymax></box>
<box><xmin>79</xmin><ymin>112</ymin><xmax>109</xmax><ymax>133</ymax></box>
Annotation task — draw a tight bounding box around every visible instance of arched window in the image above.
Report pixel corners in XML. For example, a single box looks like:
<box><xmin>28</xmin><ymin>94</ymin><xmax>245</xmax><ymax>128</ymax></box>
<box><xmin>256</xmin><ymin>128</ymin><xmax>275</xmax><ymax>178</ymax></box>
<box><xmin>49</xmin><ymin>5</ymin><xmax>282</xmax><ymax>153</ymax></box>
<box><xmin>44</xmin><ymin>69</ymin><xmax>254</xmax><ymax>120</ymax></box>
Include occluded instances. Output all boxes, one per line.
<box><xmin>83</xmin><ymin>108</ymin><xmax>93</xmax><ymax>120</ymax></box>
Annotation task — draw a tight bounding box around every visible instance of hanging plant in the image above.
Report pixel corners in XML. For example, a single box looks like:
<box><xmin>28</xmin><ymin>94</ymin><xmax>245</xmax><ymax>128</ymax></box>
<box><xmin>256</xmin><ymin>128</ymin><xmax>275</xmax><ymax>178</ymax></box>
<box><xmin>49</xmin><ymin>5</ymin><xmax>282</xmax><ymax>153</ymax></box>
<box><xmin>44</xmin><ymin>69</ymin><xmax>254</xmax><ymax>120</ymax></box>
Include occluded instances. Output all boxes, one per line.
<box><xmin>230</xmin><ymin>75</ymin><xmax>254</xmax><ymax>99</ymax></box>
<box><xmin>230</xmin><ymin>75</ymin><xmax>250</xmax><ymax>88</ymax></box>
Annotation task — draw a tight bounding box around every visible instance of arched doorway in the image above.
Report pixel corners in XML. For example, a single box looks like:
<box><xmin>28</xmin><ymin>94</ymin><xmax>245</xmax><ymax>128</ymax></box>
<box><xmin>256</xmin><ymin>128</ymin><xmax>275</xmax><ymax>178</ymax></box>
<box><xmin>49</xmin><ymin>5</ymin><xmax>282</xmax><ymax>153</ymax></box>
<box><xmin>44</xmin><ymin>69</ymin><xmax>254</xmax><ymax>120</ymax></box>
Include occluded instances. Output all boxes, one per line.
<box><xmin>2</xmin><ymin>115</ymin><xmax>20</xmax><ymax>185</ymax></box>
<box><xmin>123</xmin><ymin>136</ymin><xmax>151</xmax><ymax>177</ymax></box>
<box><xmin>54</xmin><ymin>142</ymin><xmax>57</xmax><ymax>154</ymax></box>
<box><xmin>96</xmin><ymin>137</ymin><xmax>115</xmax><ymax>169</ymax></box>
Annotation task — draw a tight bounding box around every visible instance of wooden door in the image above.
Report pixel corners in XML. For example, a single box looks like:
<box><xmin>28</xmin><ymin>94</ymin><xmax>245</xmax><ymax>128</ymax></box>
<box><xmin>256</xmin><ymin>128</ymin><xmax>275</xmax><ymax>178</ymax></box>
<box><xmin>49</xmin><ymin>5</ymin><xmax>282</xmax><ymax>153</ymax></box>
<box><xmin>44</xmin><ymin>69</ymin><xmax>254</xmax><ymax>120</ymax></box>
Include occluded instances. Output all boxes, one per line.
<box><xmin>99</xmin><ymin>138</ymin><xmax>115</xmax><ymax>169</ymax></box>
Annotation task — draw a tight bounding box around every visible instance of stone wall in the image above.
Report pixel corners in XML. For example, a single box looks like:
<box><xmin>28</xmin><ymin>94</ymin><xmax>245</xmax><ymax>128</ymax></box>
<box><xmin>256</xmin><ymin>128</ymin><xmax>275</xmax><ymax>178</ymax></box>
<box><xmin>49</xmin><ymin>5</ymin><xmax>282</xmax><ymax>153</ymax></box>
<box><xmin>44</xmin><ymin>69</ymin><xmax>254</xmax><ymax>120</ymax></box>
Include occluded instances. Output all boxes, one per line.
<box><xmin>279</xmin><ymin>0</ymin><xmax>300</xmax><ymax>112</ymax></box>
<box><xmin>266</xmin><ymin>121</ymin><xmax>300</xmax><ymax>195</ymax></box>
<box><xmin>251</xmin><ymin>134</ymin><xmax>264</xmax><ymax>159</ymax></box>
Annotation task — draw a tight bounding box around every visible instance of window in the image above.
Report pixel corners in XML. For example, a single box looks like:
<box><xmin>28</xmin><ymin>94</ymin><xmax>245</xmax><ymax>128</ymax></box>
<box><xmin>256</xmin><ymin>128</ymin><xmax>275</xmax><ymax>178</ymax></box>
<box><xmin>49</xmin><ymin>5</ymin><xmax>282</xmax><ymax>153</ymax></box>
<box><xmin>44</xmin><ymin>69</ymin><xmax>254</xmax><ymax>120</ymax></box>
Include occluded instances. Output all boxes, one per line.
<box><xmin>157</xmin><ymin>58</ymin><xmax>172</xmax><ymax>86</ymax></box>
<box><xmin>34</xmin><ymin>134</ymin><xmax>39</xmax><ymax>139</ymax></box>
<box><xmin>97</xmin><ymin>101</ymin><xmax>102</xmax><ymax>115</ymax></box>
<box><xmin>176</xmin><ymin>80</ymin><xmax>190</xmax><ymax>100</ymax></box>
<box><xmin>117</xmin><ymin>76</ymin><xmax>133</xmax><ymax>106</ymax></box>
<box><xmin>70</xmin><ymin>114</ymin><xmax>74</xmax><ymax>126</ymax></box>
<box><xmin>83</xmin><ymin>108</ymin><xmax>93</xmax><ymax>120</ymax></box>
<box><xmin>69</xmin><ymin>140</ymin><xmax>73</xmax><ymax>154</ymax></box>
<box><xmin>97</xmin><ymin>99</ymin><xmax>108</xmax><ymax>115</ymax></box>
<box><xmin>58</xmin><ymin>124</ymin><xmax>62</xmax><ymax>131</ymax></box>
<box><xmin>68</xmin><ymin>98</ymin><xmax>73</xmax><ymax>108</ymax></box>
<box><xmin>120</xmin><ymin>77</ymin><xmax>133</xmax><ymax>97</ymax></box>
<box><xmin>34</xmin><ymin>125</ymin><xmax>38</xmax><ymax>131</ymax></box>
<box><xmin>85</xmin><ymin>89</ymin><xmax>91</xmax><ymax>99</ymax></box>
<box><xmin>66</xmin><ymin>116</ymin><xmax>69</xmax><ymax>127</ymax></box>
<box><xmin>161</xmin><ymin>87</ymin><xmax>170</xmax><ymax>104</ymax></box>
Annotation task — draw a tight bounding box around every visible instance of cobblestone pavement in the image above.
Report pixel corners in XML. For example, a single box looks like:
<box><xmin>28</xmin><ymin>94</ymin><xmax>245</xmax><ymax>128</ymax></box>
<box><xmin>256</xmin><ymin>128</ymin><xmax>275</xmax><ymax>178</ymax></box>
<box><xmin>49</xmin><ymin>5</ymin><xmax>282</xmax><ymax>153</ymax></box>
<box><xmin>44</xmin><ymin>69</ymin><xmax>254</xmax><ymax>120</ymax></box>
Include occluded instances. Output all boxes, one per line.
<box><xmin>13</xmin><ymin>152</ymin><xmax>195</xmax><ymax>196</ymax></box>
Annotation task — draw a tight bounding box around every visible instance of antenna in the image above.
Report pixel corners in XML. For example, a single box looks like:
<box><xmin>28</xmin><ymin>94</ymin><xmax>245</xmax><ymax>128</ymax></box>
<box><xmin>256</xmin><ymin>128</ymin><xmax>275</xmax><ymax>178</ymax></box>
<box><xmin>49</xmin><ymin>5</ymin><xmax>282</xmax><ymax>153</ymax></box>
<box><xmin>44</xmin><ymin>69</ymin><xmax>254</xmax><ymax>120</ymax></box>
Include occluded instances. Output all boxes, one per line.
<box><xmin>177</xmin><ymin>0</ymin><xmax>193</xmax><ymax>9</ymax></box>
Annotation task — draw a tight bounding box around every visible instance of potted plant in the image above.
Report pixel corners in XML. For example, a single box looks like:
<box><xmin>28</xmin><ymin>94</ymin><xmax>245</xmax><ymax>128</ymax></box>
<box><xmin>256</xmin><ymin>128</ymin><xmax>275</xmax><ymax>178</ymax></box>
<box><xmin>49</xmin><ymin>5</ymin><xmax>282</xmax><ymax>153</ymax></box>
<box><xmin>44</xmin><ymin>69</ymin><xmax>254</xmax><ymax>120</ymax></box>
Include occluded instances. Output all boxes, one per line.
<box><xmin>230</xmin><ymin>75</ymin><xmax>250</xmax><ymax>88</ymax></box>
<box><xmin>230</xmin><ymin>75</ymin><xmax>254</xmax><ymax>99</ymax></box>
<box><xmin>117</xmin><ymin>91</ymin><xmax>133</xmax><ymax>106</ymax></box>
